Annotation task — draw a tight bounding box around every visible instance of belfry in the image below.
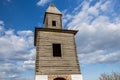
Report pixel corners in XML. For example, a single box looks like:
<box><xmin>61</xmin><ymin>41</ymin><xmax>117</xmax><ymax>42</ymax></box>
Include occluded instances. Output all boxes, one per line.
<box><xmin>34</xmin><ymin>4</ymin><xmax>82</xmax><ymax>80</ymax></box>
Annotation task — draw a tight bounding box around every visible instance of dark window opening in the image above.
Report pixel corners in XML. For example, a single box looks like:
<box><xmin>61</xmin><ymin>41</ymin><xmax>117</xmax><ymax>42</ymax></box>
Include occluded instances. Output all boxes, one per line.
<box><xmin>52</xmin><ymin>44</ymin><xmax>61</xmax><ymax>57</ymax></box>
<box><xmin>52</xmin><ymin>21</ymin><xmax>56</xmax><ymax>26</ymax></box>
<box><xmin>54</xmin><ymin>77</ymin><xmax>66</xmax><ymax>80</ymax></box>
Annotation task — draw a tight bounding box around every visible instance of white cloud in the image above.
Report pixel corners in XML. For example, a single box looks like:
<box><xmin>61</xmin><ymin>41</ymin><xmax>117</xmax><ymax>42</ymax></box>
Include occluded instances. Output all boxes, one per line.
<box><xmin>0</xmin><ymin>20</ymin><xmax>4</xmax><ymax>25</ymax></box>
<box><xmin>63</xmin><ymin>0</ymin><xmax>120</xmax><ymax>64</ymax></box>
<box><xmin>88</xmin><ymin>6</ymin><xmax>99</xmax><ymax>16</ymax></box>
<box><xmin>78</xmin><ymin>50</ymin><xmax>120</xmax><ymax>64</ymax></box>
<box><xmin>0</xmin><ymin>27</ymin><xmax>3</xmax><ymax>31</ymax></box>
<box><xmin>37</xmin><ymin>0</ymin><xmax>52</xmax><ymax>6</ymax></box>
<box><xmin>0</xmin><ymin>32</ymin><xmax>29</xmax><ymax>54</ymax></box>
<box><xmin>23</xmin><ymin>60</ymin><xmax>35</xmax><ymax>70</ymax></box>
<box><xmin>0</xmin><ymin>63</ymin><xmax>24</xmax><ymax>80</ymax></box>
<box><xmin>0</xmin><ymin>20</ymin><xmax>4</xmax><ymax>31</ymax></box>
<box><xmin>0</xmin><ymin>21</ymin><xmax>35</xmax><ymax>80</ymax></box>
<box><xmin>100</xmin><ymin>0</ymin><xmax>111</xmax><ymax>12</ymax></box>
<box><xmin>17</xmin><ymin>30</ymin><xmax>33</xmax><ymax>37</ymax></box>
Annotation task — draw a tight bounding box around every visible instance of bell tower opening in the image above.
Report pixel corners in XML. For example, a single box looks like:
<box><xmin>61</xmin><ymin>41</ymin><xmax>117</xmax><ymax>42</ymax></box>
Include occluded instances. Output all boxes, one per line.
<box><xmin>54</xmin><ymin>77</ymin><xmax>66</xmax><ymax>80</ymax></box>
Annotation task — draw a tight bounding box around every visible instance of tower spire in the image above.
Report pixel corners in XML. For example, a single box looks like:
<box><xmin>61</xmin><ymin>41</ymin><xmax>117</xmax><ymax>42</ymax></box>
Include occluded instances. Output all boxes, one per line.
<box><xmin>46</xmin><ymin>4</ymin><xmax>62</xmax><ymax>14</ymax></box>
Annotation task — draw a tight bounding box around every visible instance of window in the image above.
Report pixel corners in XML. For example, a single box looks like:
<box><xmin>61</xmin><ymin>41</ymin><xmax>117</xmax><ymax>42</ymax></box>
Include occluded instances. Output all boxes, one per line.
<box><xmin>52</xmin><ymin>21</ymin><xmax>56</xmax><ymax>26</ymax></box>
<box><xmin>52</xmin><ymin>44</ymin><xmax>61</xmax><ymax>57</ymax></box>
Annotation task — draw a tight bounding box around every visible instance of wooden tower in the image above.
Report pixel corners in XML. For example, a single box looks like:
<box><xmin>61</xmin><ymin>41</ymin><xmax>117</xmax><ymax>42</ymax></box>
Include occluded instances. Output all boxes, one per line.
<box><xmin>34</xmin><ymin>4</ymin><xmax>82</xmax><ymax>80</ymax></box>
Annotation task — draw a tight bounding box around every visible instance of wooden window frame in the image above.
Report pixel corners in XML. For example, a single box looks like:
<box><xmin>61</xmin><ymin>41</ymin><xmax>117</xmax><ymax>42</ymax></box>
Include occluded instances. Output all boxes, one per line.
<box><xmin>52</xmin><ymin>20</ymin><xmax>56</xmax><ymax>26</ymax></box>
<box><xmin>52</xmin><ymin>43</ymin><xmax>62</xmax><ymax>57</ymax></box>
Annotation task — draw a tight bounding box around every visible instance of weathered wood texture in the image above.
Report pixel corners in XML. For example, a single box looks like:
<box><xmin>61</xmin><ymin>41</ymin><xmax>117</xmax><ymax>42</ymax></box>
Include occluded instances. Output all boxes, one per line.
<box><xmin>35</xmin><ymin>31</ymin><xmax>80</xmax><ymax>75</ymax></box>
<box><xmin>44</xmin><ymin>13</ymin><xmax>62</xmax><ymax>29</ymax></box>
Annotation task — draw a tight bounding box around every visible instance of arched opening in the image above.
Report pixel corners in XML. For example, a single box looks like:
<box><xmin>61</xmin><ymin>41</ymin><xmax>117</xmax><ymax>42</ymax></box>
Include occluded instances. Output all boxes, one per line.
<box><xmin>54</xmin><ymin>77</ymin><xmax>66</xmax><ymax>80</ymax></box>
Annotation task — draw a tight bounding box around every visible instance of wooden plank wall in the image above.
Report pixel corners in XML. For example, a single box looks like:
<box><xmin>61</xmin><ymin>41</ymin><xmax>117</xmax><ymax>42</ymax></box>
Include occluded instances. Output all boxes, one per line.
<box><xmin>44</xmin><ymin>14</ymin><xmax>62</xmax><ymax>29</ymax></box>
<box><xmin>35</xmin><ymin>31</ymin><xmax>80</xmax><ymax>75</ymax></box>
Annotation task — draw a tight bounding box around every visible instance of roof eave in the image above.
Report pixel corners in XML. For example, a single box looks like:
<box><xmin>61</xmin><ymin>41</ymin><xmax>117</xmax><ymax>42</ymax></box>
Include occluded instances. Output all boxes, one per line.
<box><xmin>34</xmin><ymin>27</ymin><xmax>78</xmax><ymax>46</ymax></box>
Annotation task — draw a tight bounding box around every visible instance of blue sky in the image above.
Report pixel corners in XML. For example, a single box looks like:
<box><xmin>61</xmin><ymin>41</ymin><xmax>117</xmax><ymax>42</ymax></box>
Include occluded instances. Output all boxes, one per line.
<box><xmin>0</xmin><ymin>0</ymin><xmax>120</xmax><ymax>80</ymax></box>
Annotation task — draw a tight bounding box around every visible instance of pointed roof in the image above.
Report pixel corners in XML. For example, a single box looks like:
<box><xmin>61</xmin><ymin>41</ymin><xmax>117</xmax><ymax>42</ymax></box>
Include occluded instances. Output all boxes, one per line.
<box><xmin>46</xmin><ymin>4</ymin><xmax>62</xmax><ymax>14</ymax></box>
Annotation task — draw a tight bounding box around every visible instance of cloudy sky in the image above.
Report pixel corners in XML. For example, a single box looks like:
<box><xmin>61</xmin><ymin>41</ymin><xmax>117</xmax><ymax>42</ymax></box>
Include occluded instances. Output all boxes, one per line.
<box><xmin>0</xmin><ymin>0</ymin><xmax>120</xmax><ymax>80</ymax></box>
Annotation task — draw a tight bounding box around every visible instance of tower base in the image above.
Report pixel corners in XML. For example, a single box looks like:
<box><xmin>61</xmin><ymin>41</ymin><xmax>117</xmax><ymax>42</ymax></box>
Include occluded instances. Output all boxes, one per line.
<box><xmin>35</xmin><ymin>74</ymin><xmax>82</xmax><ymax>80</ymax></box>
